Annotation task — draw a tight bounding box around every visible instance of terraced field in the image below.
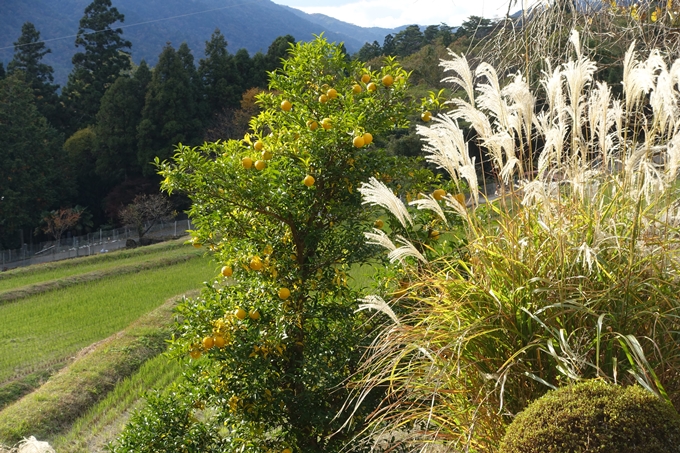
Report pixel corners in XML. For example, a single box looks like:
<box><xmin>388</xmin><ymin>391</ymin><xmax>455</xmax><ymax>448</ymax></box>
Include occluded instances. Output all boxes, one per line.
<box><xmin>0</xmin><ymin>239</ymin><xmax>217</xmax><ymax>447</ymax></box>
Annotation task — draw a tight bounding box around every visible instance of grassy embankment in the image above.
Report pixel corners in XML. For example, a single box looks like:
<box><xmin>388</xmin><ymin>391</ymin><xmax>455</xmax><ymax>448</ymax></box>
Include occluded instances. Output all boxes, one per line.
<box><xmin>0</xmin><ymin>240</ymin><xmax>217</xmax><ymax>444</ymax></box>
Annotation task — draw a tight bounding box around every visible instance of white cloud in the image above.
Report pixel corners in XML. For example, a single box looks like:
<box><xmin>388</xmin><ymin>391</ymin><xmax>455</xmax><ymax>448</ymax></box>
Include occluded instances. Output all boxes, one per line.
<box><xmin>291</xmin><ymin>0</ymin><xmax>514</xmax><ymax>28</ymax></box>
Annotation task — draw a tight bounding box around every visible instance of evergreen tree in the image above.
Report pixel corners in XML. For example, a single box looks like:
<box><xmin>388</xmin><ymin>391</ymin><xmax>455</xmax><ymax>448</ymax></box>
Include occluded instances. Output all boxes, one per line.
<box><xmin>382</xmin><ymin>33</ymin><xmax>396</xmax><ymax>56</ymax></box>
<box><xmin>355</xmin><ymin>40</ymin><xmax>382</xmax><ymax>61</ymax></box>
<box><xmin>393</xmin><ymin>25</ymin><xmax>425</xmax><ymax>57</ymax></box>
<box><xmin>7</xmin><ymin>22</ymin><xmax>59</xmax><ymax>125</ymax></box>
<box><xmin>249</xmin><ymin>50</ymin><xmax>269</xmax><ymax>89</ymax></box>
<box><xmin>137</xmin><ymin>43</ymin><xmax>203</xmax><ymax>175</ymax></box>
<box><xmin>63</xmin><ymin>0</ymin><xmax>132</xmax><ymax>133</ymax></box>
<box><xmin>94</xmin><ymin>61</ymin><xmax>151</xmax><ymax>185</ymax></box>
<box><xmin>63</xmin><ymin>126</ymin><xmax>108</xmax><ymax>225</ymax></box>
<box><xmin>0</xmin><ymin>74</ymin><xmax>71</xmax><ymax>249</ymax></box>
<box><xmin>199</xmin><ymin>29</ymin><xmax>241</xmax><ymax>115</ymax></box>
<box><xmin>266</xmin><ymin>34</ymin><xmax>295</xmax><ymax>72</ymax></box>
<box><xmin>0</xmin><ymin>63</ymin><xmax>5</xmax><ymax>79</ymax></box>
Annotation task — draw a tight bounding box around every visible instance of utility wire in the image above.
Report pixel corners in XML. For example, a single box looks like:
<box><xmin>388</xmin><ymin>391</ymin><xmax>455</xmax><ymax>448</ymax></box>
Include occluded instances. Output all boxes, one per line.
<box><xmin>0</xmin><ymin>0</ymin><xmax>261</xmax><ymax>51</ymax></box>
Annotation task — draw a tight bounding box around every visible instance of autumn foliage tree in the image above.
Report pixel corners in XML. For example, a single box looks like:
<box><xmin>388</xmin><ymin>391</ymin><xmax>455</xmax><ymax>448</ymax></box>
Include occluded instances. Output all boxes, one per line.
<box><xmin>113</xmin><ymin>37</ymin><xmax>422</xmax><ymax>452</ymax></box>
<box><xmin>39</xmin><ymin>208</ymin><xmax>82</xmax><ymax>243</ymax></box>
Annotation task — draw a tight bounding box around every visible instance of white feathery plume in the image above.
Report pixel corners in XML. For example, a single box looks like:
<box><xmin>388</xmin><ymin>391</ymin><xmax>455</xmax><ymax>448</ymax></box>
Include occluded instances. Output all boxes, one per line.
<box><xmin>418</xmin><ymin>115</ymin><xmax>479</xmax><ymax>202</ymax></box>
<box><xmin>450</xmin><ymin>99</ymin><xmax>493</xmax><ymax>141</ymax></box>
<box><xmin>541</xmin><ymin>64</ymin><xmax>565</xmax><ymax>122</ymax></box>
<box><xmin>476</xmin><ymin>62</ymin><xmax>511</xmax><ymax>130</ymax></box>
<box><xmin>538</xmin><ymin>122</ymin><xmax>567</xmax><ymax>176</ymax></box>
<box><xmin>356</xmin><ymin>295</ymin><xmax>400</xmax><ymax>325</ymax></box>
<box><xmin>622</xmin><ymin>41</ymin><xmax>638</xmax><ymax>110</ymax></box>
<box><xmin>441</xmin><ymin>51</ymin><xmax>475</xmax><ymax>103</ymax></box>
<box><xmin>588</xmin><ymin>82</ymin><xmax>613</xmax><ymax>161</ymax></box>
<box><xmin>639</xmin><ymin>159</ymin><xmax>664</xmax><ymax>203</ymax></box>
<box><xmin>569</xmin><ymin>29</ymin><xmax>582</xmax><ymax>59</ymax></box>
<box><xmin>417</xmin><ymin>115</ymin><xmax>467</xmax><ymax>182</ymax></box>
<box><xmin>364</xmin><ymin>228</ymin><xmax>397</xmax><ymax>253</ymax></box>
<box><xmin>459</xmin><ymin>161</ymin><xmax>479</xmax><ymax>205</ymax></box>
<box><xmin>623</xmin><ymin>46</ymin><xmax>660</xmax><ymax>111</ymax></box>
<box><xmin>444</xmin><ymin>193</ymin><xmax>468</xmax><ymax>218</ymax></box>
<box><xmin>576</xmin><ymin>242</ymin><xmax>598</xmax><ymax>274</ymax></box>
<box><xmin>409</xmin><ymin>194</ymin><xmax>449</xmax><ymax>225</ymax></box>
<box><xmin>389</xmin><ymin>235</ymin><xmax>429</xmax><ymax>264</ymax></box>
<box><xmin>666</xmin><ymin>132</ymin><xmax>680</xmax><ymax>184</ymax></box>
<box><xmin>359</xmin><ymin>177</ymin><xmax>413</xmax><ymax>229</ymax></box>
<box><xmin>670</xmin><ymin>59</ymin><xmax>680</xmax><ymax>94</ymax></box>
<box><xmin>650</xmin><ymin>68</ymin><xmax>677</xmax><ymax>137</ymax></box>
<box><xmin>484</xmin><ymin>130</ymin><xmax>519</xmax><ymax>184</ymax></box>
<box><xmin>503</xmin><ymin>72</ymin><xmax>535</xmax><ymax>139</ymax></box>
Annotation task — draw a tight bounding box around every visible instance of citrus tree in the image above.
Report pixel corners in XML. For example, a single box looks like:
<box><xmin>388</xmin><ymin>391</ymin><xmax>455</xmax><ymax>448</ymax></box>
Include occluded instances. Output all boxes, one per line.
<box><xmin>112</xmin><ymin>37</ymin><xmax>424</xmax><ymax>453</ymax></box>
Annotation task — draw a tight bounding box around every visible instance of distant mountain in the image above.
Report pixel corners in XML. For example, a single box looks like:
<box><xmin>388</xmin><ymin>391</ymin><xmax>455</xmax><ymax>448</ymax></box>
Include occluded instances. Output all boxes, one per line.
<box><xmin>281</xmin><ymin>6</ymin><xmax>411</xmax><ymax>44</ymax></box>
<box><xmin>0</xmin><ymin>0</ymin><xmax>407</xmax><ymax>86</ymax></box>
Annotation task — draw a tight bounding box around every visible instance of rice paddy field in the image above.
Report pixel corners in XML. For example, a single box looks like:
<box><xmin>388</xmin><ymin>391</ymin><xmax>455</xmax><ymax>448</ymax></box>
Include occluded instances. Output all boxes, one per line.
<box><xmin>0</xmin><ymin>239</ymin><xmax>217</xmax><ymax>447</ymax></box>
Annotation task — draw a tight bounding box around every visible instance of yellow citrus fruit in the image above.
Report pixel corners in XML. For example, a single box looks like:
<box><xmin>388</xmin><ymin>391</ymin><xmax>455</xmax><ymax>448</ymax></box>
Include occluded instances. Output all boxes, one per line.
<box><xmin>190</xmin><ymin>349</ymin><xmax>201</xmax><ymax>359</ymax></box>
<box><xmin>261</xmin><ymin>150</ymin><xmax>273</xmax><ymax>160</ymax></box>
<box><xmin>361</xmin><ymin>73</ymin><xmax>371</xmax><ymax>84</ymax></box>
<box><xmin>352</xmin><ymin>84</ymin><xmax>362</xmax><ymax>94</ymax></box>
<box><xmin>307</xmin><ymin>120</ymin><xmax>318</xmax><ymax>131</ymax></box>
<box><xmin>455</xmin><ymin>193</ymin><xmax>466</xmax><ymax>205</ymax></box>
<box><xmin>281</xmin><ymin>100</ymin><xmax>292</xmax><ymax>111</ymax></box>
<box><xmin>249</xmin><ymin>309</ymin><xmax>260</xmax><ymax>320</ymax></box>
<box><xmin>235</xmin><ymin>307</ymin><xmax>247</xmax><ymax>320</ymax></box>
<box><xmin>382</xmin><ymin>74</ymin><xmax>394</xmax><ymax>87</ymax></box>
<box><xmin>192</xmin><ymin>242</ymin><xmax>202</xmax><ymax>248</ymax></box>
<box><xmin>250</xmin><ymin>257</ymin><xmax>263</xmax><ymax>271</ymax></box>
<box><xmin>202</xmin><ymin>336</ymin><xmax>214</xmax><ymax>350</ymax></box>
<box><xmin>282</xmin><ymin>449</ymin><xmax>292</xmax><ymax>453</ymax></box>
<box><xmin>254</xmin><ymin>140</ymin><xmax>264</xmax><ymax>151</ymax></box>
<box><xmin>429</xmin><ymin>230</ymin><xmax>440</xmax><ymax>240</ymax></box>
<box><xmin>278</xmin><ymin>287</ymin><xmax>291</xmax><ymax>300</ymax></box>
<box><xmin>421</xmin><ymin>111</ymin><xmax>432</xmax><ymax>122</ymax></box>
<box><xmin>221</xmin><ymin>265</ymin><xmax>233</xmax><ymax>277</ymax></box>
<box><xmin>255</xmin><ymin>160</ymin><xmax>266</xmax><ymax>171</ymax></box>
<box><xmin>362</xmin><ymin>132</ymin><xmax>373</xmax><ymax>145</ymax></box>
<box><xmin>374</xmin><ymin>219</ymin><xmax>384</xmax><ymax>229</ymax></box>
<box><xmin>353</xmin><ymin>136</ymin><xmax>365</xmax><ymax>148</ymax></box>
<box><xmin>321</xmin><ymin>118</ymin><xmax>332</xmax><ymax>130</ymax></box>
<box><xmin>433</xmin><ymin>188</ymin><xmax>446</xmax><ymax>200</ymax></box>
<box><xmin>367</xmin><ymin>82</ymin><xmax>377</xmax><ymax>92</ymax></box>
<box><xmin>214</xmin><ymin>336</ymin><xmax>226</xmax><ymax>348</ymax></box>
<box><xmin>303</xmin><ymin>175</ymin><xmax>315</xmax><ymax>187</ymax></box>
<box><xmin>327</xmin><ymin>88</ymin><xmax>338</xmax><ymax>99</ymax></box>
<box><xmin>318</xmin><ymin>94</ymin><xmax>328</xmax><ymax>103</ymax></box>
<box><xmin>242</xmin><ymin>157</ymin><xmax>253</xmax><ymax>169</ymax></box>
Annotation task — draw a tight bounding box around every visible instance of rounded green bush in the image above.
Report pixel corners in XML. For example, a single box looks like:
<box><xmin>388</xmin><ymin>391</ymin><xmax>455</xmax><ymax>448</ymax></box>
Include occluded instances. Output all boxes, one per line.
<box><xmin>500</xmin><ymin>380</ymin><xmax>680</xmax><ymax>453</ymax></box>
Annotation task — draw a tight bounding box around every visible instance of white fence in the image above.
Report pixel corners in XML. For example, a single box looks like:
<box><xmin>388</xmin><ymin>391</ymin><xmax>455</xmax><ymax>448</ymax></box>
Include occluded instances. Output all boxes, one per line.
<box><xmin>0</xmin><ymin>219</ymin><xmax>194</xmax><ymax>270</ymax></box>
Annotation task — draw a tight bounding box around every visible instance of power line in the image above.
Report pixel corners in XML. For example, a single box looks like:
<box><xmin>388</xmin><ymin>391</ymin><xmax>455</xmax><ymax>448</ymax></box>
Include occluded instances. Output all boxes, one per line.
<box><xmin>0</xmin><ymin>0</ymin><xmax>260</xmax><ymax>51</ymax></box>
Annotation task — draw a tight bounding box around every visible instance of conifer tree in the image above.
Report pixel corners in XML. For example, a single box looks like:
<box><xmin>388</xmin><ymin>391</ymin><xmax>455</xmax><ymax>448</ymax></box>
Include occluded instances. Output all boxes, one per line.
<box><xmin>7</xmin><ymin>22</ymin><xmax>59</xmax><ymax>125</ymax></box>
<box><xmin>94</xmin><ymin>61</ymin><xmax>151</xmax><ymax>185</ymax></box>
<box><xmin>63</xmin><ymin>0</ymin><xmax>132</xmax><ymax>132</ymax></box>
<box><xmin>0</xmin><ymin>74</ymin><xmax>71</xmax><ymax>248</ymax></box>
<box><xmin>137</xmin><ymin>44</ymin><xmax>203</xmax><ymax>175</ymax></box>
<box><xmin>199</xmin><ymin>29</ymin><xmax>241</xmax><ymax>116</ymax></box>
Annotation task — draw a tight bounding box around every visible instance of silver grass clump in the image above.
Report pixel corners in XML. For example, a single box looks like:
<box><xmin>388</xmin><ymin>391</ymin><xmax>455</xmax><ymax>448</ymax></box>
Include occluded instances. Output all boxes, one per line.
<box><xmin>356</xmin><ymin>295</ymin><xmax>400</xmax><ymax>325</ymax></box>
<box><xmin>419</xmin><ymin>30</ymin><xmax>680</xmax><ymax>207</ymax></box>
<box><xmin>358</xmin><ymin>177</ymin><xmax>412</xmax><ymax>229</ymax></box>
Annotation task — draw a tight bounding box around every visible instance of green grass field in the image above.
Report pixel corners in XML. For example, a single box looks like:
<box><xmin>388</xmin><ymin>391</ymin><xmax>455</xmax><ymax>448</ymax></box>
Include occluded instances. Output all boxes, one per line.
<box><xmin>0</xmin><ymin>255</ymin><xmax>214</xmax><ymax>386</ymax></box>
<box><xmin>50</xmin><ymin>353</ymin><xmax>183</xmax><ymax>452</ymax></box>
<box><xmin>0</xmin><ymin>240</ymin><xmax>192</xmax><ymax>292</ymax></box>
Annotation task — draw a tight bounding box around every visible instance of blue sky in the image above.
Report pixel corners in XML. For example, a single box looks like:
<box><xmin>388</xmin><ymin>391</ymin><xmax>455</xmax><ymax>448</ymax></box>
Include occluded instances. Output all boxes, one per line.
<box><xmin>272</xmin><ymin>0</ymin><xmax>519</xmax><ymax>28</ymax></box>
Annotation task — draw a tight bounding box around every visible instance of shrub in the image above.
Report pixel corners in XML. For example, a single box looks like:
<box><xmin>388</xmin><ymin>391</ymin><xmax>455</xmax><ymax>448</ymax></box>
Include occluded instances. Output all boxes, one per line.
<box><xmin>345</xmin><ymin>30</ymin><xmax>680</xmax><ymax>451</ymax></box>
<box><xmin>500</xmin><ymin>380</ymin><xmax>680</xmax><ymax>453</ymax></box>
<box><xmin>112</xmin><ymin>36</ymin><xmax>432</xmax><ymax>453</ymax></box>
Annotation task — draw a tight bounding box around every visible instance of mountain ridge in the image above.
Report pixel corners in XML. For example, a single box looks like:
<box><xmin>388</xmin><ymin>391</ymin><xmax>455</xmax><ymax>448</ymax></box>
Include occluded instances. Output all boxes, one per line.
<box><xmin>0</xmin><ymin>0</ymin><xmax>408</xmax><ymax>86</ymax></box>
